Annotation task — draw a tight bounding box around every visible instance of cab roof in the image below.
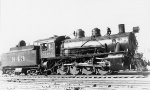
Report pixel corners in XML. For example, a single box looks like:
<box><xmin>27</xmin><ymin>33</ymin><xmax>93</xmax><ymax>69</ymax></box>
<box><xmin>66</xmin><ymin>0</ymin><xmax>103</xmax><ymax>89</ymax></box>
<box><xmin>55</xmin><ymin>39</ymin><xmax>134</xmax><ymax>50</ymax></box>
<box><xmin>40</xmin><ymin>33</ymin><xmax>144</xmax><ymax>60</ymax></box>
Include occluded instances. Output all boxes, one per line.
<box><xmin>34</xmin><ymin>36</ymin><xmax>66</xmax><ymax>44</ymax></box>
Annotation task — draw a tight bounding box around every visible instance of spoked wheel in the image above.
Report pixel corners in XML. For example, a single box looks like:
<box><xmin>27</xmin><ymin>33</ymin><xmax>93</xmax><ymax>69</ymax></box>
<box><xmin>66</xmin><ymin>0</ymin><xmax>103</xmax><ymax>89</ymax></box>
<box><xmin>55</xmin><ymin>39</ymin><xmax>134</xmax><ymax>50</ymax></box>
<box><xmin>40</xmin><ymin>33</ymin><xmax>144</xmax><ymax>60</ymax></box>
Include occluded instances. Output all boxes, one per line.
<box><xmin>70</xmin><ymin>66</ymin><xmax>79</xmax><ymax>75</ymax></box>
<box><xmin>6</xmin><ymin>70</ymin><xmax>15</xmax><ymax>75</ymax></box>
<box><xmin>27</xmin><ymin>70</ymin><xmax>31</xmax><ymax>75</ymax></box>
<box><xmin>57</xmin><ymin>65</ymin><xmax>67</xmax><ymax>75</ymax></box>
<box><xmin>82</xmin><ymin>67</ymin><xmax>93</xmax><ymax>75</ymax></box>
<box><xmin>96</xmin><ymin>67</ymin><xmax>112</xmax><ymax>75</ymax></box>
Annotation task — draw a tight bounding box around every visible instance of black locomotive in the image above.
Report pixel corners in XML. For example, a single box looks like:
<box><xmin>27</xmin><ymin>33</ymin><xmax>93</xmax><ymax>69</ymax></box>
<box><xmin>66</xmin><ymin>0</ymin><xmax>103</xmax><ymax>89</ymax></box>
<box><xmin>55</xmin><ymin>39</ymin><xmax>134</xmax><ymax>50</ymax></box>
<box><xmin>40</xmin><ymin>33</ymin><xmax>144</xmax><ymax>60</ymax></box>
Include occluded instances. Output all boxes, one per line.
<box><xmin>1</xmin><ymin>24</ymin><xmax>140</xmax><ymax>75</ymax></box>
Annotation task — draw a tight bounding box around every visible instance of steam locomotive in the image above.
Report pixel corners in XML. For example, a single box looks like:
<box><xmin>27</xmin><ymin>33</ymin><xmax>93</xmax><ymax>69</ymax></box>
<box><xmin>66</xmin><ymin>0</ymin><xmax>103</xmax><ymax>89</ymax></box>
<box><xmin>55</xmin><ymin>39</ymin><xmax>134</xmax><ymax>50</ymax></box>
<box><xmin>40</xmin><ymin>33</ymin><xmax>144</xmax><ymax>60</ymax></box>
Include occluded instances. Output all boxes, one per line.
<box><xmin>1</xmin><ymin>24</ymin><xmax>139</xmax><ymax>75</ymax></box>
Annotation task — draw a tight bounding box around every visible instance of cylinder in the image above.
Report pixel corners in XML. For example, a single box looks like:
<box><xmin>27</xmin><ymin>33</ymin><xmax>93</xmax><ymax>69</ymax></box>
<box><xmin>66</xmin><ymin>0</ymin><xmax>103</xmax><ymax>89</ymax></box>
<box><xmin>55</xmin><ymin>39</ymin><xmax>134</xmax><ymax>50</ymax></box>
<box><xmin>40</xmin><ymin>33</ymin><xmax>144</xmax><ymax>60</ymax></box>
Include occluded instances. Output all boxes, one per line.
<box><xmin>76</xmin><ymin>29</ymin><xmax>85</xmax><ymax>38</ymax></box>
<box><xmin>118</xmin><ymin>24</ymin><xmax>125</xmax><ymax>34</ymax></box>
<box><xmin>92</xmin><ymin>28</ymin><xmax>101</xmax><ymax>37</ymax></box>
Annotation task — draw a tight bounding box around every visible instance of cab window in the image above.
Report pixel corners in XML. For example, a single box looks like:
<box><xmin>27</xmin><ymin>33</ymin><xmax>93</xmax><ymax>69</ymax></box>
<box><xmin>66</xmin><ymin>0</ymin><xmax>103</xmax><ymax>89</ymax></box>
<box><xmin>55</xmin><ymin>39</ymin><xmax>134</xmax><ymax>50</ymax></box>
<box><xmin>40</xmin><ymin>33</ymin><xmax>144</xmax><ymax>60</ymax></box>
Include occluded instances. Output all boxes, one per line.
<box><xmin>48</xmin><ymin>43</ymin><xmax>54</xmax><ymax>49</ymax></box>
<box><xmin>41</xmin><ymin>43</ymin><xmax>48</xmax><ymax>51</ymax></box>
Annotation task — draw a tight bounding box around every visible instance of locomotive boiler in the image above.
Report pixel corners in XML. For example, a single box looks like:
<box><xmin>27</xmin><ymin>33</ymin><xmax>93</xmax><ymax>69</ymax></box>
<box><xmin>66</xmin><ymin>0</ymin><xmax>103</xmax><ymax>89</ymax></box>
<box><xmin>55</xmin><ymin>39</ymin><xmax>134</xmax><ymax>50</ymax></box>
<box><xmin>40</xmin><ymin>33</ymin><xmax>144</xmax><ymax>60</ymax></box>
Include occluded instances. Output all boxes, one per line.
<box><xmin>0</xmin><ymin>24</ymin><xmax>139</xmax><ymax>75</ymax></box>
<box><xmin>63</xmin><ymin>24</ymin><xmax>137</xmax><ymax>55</ymax></box>
<box><xmin>58</xmin><ymin>24</ymin><xmax>137</xmax><ymax>75</ymax></box>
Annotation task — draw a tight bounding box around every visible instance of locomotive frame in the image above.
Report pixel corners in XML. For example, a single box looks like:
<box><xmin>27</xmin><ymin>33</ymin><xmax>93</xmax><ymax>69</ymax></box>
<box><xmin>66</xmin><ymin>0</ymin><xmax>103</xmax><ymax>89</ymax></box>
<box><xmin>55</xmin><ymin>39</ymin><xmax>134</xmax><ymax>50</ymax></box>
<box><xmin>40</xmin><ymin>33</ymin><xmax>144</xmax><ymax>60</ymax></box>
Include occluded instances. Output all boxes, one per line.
<box><xmin>0</xmin><ymin>24</ymin><xmax>140</xmax><ymax>75</ymax></box>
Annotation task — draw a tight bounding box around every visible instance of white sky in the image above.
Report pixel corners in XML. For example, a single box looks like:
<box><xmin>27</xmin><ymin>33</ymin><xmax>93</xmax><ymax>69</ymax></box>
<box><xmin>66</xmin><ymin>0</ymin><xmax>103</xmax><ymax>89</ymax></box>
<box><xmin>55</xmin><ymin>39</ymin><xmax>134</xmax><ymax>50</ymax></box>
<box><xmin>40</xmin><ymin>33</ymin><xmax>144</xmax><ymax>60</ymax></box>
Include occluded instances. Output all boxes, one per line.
<box><xmin>0</xmin><ymin>0</ymin><xmax>150</xmax><ymax>59</ymax></box>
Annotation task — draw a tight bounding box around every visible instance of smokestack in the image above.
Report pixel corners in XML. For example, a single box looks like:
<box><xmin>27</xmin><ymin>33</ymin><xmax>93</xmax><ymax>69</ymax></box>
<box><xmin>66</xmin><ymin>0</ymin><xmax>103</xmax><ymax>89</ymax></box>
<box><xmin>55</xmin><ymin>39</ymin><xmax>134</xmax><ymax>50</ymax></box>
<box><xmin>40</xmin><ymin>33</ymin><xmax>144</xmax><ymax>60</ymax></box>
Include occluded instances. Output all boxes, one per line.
<box><xmin>118</xmin><ymin>24</ymin><xmax>125</xmax><ymax>34</ymax></box>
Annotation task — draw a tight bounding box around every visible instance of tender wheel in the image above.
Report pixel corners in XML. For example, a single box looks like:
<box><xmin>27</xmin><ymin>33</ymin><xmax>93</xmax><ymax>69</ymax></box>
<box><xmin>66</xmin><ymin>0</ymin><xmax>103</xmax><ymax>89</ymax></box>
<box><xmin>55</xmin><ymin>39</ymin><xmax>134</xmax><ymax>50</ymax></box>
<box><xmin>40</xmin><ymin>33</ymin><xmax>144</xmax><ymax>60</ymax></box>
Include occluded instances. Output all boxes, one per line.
<box><xmin>27</xmin><ymin>70</ymin><xmax>31</xmax><ymax>75</ymax></box>
<box><xmin>6</xmin><ymin>70</ymin><xmax>15</xmax><ymax>75</ymax></box>
<box><xmin>27</xmin><ymin>70</ymin><xmax>37</xmax><ymax>75</ymax></box>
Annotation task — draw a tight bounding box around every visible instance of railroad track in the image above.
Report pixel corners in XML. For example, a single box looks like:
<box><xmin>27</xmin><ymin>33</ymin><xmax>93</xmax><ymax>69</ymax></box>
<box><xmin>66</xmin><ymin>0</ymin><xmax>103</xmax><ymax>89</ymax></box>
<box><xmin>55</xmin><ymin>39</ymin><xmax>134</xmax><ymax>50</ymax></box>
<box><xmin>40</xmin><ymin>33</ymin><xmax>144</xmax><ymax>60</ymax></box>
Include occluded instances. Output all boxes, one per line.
<box><xmin>0</xmin><ymin>75</ymin><xmax>150</xmax><ymax>90</ymax></box>
<box><xmin>0</xmin><ymin>74</ymin><xmax>148</xmax><ymax>79</ymax></box>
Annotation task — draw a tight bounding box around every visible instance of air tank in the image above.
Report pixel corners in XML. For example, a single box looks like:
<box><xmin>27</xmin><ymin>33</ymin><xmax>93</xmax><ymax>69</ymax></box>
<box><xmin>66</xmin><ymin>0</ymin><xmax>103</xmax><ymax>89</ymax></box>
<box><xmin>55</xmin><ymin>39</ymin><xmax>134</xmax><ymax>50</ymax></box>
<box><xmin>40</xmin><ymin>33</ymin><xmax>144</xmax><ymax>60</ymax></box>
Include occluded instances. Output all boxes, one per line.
<box><xmin>92</xmin><ymin>28</ymin><xmax>101</xmax><ymax>37</ymax></box>
<box><xmin>118</xmin><ymin>24</ymin><xmax>125</xmax><ymax>34</ymax></box>
<box><xmin>76</xmin><ymin>29</ymin><xmax>85</xmax><ymax>38</ymax></box>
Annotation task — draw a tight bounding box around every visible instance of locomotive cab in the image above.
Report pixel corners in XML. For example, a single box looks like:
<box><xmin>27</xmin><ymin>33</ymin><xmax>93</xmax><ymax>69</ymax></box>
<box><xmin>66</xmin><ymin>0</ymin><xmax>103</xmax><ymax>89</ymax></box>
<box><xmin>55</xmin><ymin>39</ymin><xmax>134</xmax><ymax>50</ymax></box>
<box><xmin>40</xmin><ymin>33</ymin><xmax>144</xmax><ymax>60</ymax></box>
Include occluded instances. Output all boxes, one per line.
<box><xmin>34</xmin><ymin>36</ymin><xmax>67</xmax><ymax>75</ymax></box>
<box><xmin>34</xmin><ymin>36</ymin><xmax>66</xmax><ymax>58</ymax></box>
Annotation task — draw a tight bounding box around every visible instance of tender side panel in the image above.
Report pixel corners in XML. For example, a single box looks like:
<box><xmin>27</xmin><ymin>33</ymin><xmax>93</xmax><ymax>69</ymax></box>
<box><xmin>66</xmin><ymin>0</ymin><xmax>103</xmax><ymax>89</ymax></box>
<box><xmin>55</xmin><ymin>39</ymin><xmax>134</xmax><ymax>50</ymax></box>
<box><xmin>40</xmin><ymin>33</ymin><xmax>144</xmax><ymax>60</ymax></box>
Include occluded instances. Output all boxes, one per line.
<box><xmin>1</xmin><ymin>50</ymin><xmax>38</xmax><ymax>67</ymax></box>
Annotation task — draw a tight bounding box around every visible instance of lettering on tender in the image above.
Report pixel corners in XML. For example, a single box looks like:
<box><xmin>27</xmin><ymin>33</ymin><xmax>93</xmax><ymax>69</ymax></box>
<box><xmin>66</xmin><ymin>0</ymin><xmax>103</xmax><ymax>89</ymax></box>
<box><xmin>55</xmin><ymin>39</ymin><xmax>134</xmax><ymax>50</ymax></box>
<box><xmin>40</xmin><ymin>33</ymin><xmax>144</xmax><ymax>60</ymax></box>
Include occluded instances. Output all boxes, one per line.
<box><xmin>11</xmin><ymin>56</ymin><xmax>25</xmax><ymax>62</ymax></box>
